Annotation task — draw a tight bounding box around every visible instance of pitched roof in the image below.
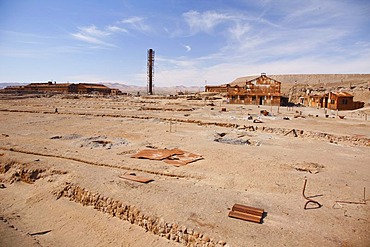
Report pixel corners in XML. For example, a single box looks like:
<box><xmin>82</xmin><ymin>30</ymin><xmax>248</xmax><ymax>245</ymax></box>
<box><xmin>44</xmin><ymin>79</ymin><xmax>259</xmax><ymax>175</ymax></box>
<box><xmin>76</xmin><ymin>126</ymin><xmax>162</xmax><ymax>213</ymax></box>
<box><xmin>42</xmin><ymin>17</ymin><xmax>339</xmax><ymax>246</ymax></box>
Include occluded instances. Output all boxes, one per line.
<box><xmin>78</xmin><ymin>83</ymin><xmax>110</xmax><ymax>89</ymax></box>
<box><xmin>331</xmin><ymin>92</ymin><xmax>353</xmax><ymax>97</ymax></box>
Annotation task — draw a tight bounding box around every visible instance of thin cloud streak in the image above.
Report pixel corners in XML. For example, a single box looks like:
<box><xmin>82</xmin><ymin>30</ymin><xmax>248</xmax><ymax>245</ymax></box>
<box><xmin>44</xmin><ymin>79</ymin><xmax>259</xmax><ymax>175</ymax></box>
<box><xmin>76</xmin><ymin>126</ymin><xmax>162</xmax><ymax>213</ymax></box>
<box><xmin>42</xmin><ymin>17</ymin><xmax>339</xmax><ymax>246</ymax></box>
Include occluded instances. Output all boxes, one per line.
<box><xmin>120</xmin><ymin>16</ymin><xmax>150</xmax><ymax>33</ymax></box>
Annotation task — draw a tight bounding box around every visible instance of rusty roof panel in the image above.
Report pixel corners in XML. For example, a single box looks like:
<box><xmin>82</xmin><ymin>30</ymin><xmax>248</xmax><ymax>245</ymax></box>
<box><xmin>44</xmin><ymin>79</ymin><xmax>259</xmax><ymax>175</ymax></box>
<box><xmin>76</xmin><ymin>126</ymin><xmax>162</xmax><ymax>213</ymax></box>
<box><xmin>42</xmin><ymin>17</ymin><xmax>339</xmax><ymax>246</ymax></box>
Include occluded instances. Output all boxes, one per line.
<box><xmin>131</xmin><ymin>148</ymin><xmax>184</xmax><ymax>160</ymax></box>
<box><xmin>131</xmin><ymin>148</ymin><xmax>203</xmax><ymax>166</ymax></box>
<box><xmin>163</xmin><ymin>152</ymin><xmax>203</xmax><ymax>166</ymax></box>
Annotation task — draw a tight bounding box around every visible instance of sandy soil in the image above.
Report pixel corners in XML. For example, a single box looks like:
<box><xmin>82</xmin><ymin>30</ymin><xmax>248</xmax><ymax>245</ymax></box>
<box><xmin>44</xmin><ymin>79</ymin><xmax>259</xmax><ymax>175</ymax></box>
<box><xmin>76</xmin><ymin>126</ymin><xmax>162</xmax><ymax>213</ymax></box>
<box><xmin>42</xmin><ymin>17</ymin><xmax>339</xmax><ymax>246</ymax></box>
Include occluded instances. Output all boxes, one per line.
<box><xmin>0</xmin><ymin>94</ymin><xmax>369</xmax><ymax>247</ymax></box>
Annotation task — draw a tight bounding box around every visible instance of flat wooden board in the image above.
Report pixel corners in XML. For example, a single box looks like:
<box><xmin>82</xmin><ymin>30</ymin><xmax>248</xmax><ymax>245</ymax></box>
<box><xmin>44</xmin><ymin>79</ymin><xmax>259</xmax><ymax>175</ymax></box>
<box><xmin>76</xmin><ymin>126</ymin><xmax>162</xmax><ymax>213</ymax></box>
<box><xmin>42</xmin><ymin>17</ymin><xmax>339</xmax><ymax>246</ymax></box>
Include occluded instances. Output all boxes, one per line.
<box><xmin>232</xmin><ymin>204</ymin><xmax>264</xmax><ymax>216</ymax></box>
<box><xmin>228</xmin><ymin>211</ymin><xmax>262</xmax><ymax>223</ymax></box>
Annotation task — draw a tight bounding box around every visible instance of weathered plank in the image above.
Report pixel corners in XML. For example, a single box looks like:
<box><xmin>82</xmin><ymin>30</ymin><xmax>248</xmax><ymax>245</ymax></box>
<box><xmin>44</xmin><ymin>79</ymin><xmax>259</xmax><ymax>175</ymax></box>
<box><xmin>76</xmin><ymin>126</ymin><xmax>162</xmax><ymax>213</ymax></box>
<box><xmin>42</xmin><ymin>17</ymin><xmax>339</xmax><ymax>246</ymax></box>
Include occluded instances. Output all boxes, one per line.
<box><xmin>228</xmin><ymin>211</ymin><xmax>262</xmax><ymax>223</ymax></box>
<box><xmin>232</xmin><ymin>204</ymin><xmax>264</xmax><ymax>217</ymax></box>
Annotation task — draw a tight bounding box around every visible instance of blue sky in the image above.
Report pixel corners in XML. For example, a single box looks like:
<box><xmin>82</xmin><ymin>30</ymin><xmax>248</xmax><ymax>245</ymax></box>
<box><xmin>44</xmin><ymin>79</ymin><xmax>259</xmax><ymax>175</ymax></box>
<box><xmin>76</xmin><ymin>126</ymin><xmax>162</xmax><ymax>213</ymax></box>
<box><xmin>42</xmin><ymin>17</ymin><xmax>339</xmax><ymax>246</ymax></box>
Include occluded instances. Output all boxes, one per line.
<box><xmin>0</xmin><ymin>0</ymin><xmax>369</xmax><ymax>86</ymax></box>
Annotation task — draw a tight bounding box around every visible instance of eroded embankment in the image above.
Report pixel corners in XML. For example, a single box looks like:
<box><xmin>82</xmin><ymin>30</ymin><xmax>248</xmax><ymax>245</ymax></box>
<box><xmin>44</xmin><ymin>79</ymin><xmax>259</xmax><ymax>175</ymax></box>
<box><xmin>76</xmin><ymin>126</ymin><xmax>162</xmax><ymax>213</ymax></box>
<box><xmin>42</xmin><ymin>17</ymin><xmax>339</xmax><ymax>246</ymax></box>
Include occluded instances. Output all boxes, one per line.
<box><xmin>0</xmin><ymin>159</ymin><xmax>226</xmax><ymax>247</ymax></box>
<box><xmin>58</xmin><ymin>183</ymin><xmax>227</xmax><ymax>247</ymax></box>
<box><xmin>0</xmin><ymin>159</ymin><xmax>66</xmax><ymax>184</ymax></box>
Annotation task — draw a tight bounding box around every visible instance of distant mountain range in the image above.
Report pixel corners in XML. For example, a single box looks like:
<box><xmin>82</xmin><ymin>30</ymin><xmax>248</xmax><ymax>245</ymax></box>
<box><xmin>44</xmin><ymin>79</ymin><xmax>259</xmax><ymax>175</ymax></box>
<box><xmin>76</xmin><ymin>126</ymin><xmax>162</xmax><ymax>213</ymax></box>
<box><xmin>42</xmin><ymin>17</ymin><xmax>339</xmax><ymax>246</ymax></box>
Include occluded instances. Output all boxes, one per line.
<box><xmin>1</xmin><ymin>74</ymin><xmax>369</xmax><ymax>95</ymax></box>
<box><xmin>0</xmin><ymin>82</ymin><xmax>204</xmax><ymax>95</ymax></box>
<box><xmin>102</xmin><ymin>82</ymin><xmax>204</xmax><ymax>94</ymax></box>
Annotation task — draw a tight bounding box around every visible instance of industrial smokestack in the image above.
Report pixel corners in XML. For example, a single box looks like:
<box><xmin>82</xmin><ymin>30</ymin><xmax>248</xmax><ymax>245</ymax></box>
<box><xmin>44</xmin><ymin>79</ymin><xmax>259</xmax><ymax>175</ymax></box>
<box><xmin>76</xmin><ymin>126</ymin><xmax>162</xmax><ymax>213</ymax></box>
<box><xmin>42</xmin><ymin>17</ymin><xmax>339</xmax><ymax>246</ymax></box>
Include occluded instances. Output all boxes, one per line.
<box><xmin>147</xmin><ymin>49</ymin><xmax>155</xmax><ymax>95</ymax></box>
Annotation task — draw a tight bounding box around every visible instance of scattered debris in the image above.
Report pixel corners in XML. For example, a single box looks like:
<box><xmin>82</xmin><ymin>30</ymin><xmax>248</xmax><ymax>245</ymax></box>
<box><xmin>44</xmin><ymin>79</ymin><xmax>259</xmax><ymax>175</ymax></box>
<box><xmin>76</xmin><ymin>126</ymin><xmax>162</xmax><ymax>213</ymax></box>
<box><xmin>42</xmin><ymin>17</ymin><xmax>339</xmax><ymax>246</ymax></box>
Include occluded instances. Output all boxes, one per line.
<box><xmin>302</xmin><ymin>178</ymin><xmax>322</xmax><ymax>209</ymax></box>
<box><xmin>283</xmin><ymin>117</ymin><xmax>290</xmax><ymax>120</ymax></box>
<box><xmin>131</xmin><ymin>148</ymin><xmax>203</xmax><ymax>166</ymax></box>
<box><xmin>293</xmin><ymin>162</ymin><xmax>324</xmax><ymax>174</ymax></box>
<box><xmin>145</xmin><ymin>145</ymin><xmax>158</xmax><ymax>149</ymax></box>
<box><xmin>253</xmin><ymin>119</ymin><xmax>263</xmax><ymax>123</ymax></box>
<box><xmin>260</xmin><ymin>110</ymin><xmax>269</xmax><ymax>116</ymax></box>
<box><xmin>228</xmin><ymin>203</ymin><xmax>264</xmax><ymax>223</ymax></box>
<box><xmin>51</xmin><ymin>135</ymin><xmax>127</xmax><ymax>149</ymax></box>
<box><xmin>221</xmin><ymin>108</ymin><xmax>227</xmax><ymax>112</ymax></box>
<box><xmin>119</xmin><ymin>173</ymin><xmax>153</xmax><ymax>183</ymax></box>
<box><xmin>245</xmin><ymin>125</ymin><xmax>255</xmax><ymax>131</ymax></box>
<box><xmin>338</xmin><ymin>115</ymin><xmax>345</xmax><ymax>119</ymax></box>
<box><xmin>164</xmin><ymin>152</ymin><xmax>203</xmax><ymax>166</ymax></box>
<box><xmin>214</xmin><ymin>137</ymin><xmax>251</xmax><ymax>145</ymax></box>
<box><xmin>0</xmin><ymin>183</ymin><xmax>6</xmax><ymax>189</ymax></box>
<box><xmin>284</xmin><ymin>129</ymin><xmax>302</xmax><ymax>137</ymax></box>
<box><xmin>284</xmin><ymin>129</ymin><xmax>297</xmax><ymax>137</ymax></box>
<box><xmin>216</xmin><ymin>132</ymin><xmax>227</xmax><ymax>137</ymax></box>
<box><xmin>29</xmin><ymin>230</ymin><xmax>52</xmax><ymax>236</ymax></box>
<box><xmin>50</xmin><ymin>135</ymin><xmax>62</xmax><ymax>139</ymax></box>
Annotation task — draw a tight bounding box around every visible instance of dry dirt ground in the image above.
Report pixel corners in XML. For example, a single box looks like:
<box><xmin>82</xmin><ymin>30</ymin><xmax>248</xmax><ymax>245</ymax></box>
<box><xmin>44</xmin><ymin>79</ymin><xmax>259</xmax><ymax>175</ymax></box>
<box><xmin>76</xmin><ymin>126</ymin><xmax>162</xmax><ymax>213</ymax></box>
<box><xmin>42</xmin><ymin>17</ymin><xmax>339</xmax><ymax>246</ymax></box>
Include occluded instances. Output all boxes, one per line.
<box><xmin>0</xmin><ymin>94</ymin><xmax>369</xmax><ymax>247</ymax></box>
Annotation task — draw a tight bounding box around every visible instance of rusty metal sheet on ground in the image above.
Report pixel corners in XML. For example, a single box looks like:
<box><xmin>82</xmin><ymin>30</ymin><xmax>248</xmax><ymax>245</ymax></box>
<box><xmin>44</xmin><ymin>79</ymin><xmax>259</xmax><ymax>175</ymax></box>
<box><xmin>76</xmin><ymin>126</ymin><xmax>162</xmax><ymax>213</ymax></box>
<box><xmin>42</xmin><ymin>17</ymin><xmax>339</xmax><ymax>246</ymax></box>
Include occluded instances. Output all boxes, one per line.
<box><xmin>130</xmin><ymin>148</ymin><xmax>184</xmax><ymax>160</ymax></box>
<box><xmin>163</xmin><ymin>152</ymin><xmax>203</xmax><ymax>166</ymax></box>
<box><xmin>131</xmin><ymin>148</ymin><xmax>203</xmax><ymax>166</ymax></box>
<box><xmin>119</xmin><ymin>174</ymin><xmax>153</xmax><ymax>183</ymax></box>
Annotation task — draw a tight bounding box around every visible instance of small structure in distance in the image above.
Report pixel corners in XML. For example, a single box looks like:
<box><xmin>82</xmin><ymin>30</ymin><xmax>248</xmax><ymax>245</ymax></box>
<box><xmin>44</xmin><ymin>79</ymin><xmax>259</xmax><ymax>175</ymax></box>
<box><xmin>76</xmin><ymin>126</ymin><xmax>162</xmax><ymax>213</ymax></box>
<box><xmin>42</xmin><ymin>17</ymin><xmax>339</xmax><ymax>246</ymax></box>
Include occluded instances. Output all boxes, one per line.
<box><xmin>3</xmin><ymin>81</ymin><xmax>121</xmax><ymax>95</ymax></box>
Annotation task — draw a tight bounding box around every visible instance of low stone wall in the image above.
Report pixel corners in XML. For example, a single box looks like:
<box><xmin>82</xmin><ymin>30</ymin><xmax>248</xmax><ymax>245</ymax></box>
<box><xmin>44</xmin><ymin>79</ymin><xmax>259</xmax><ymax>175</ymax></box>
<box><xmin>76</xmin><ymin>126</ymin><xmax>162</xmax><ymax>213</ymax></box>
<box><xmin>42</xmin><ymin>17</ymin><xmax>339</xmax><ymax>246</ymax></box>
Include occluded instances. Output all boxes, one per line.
<box><xmin>60</xmin><ymin>183</ymin><xmax>227</xmax><ymax>247</ymax></box>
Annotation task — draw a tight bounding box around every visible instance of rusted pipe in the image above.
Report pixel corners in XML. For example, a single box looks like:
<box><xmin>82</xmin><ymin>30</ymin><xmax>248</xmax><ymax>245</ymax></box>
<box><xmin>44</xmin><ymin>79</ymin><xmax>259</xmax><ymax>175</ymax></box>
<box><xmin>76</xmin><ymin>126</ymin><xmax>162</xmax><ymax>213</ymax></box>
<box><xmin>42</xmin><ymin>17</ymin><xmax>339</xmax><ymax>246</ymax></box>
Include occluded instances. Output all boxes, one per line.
<box><xmin>302</xmin><ymin>178</ymin><xmax>322</xmax><ymax>209</ymax></box>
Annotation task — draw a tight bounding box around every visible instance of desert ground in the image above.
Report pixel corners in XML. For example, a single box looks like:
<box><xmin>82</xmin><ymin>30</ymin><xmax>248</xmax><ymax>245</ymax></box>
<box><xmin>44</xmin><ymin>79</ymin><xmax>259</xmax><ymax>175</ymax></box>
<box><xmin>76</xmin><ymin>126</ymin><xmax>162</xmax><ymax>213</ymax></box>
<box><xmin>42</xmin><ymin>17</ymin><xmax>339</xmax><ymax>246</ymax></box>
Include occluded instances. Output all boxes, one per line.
<box><xmin>0</xmin><ymin>93</ymin><xmax>369</xmax><ymax>247</ymax></box>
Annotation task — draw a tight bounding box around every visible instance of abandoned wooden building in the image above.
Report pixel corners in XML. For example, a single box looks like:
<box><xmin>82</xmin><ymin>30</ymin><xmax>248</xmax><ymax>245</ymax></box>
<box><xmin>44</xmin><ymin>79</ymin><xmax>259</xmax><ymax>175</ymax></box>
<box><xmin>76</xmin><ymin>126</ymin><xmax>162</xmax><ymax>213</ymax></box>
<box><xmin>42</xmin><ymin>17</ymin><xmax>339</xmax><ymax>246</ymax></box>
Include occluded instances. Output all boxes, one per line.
<box><xmin>68</xmin><ymin>83</ymin><xmax>112</xmax><ymax>95</ymax></box>
<box><xmin>227</xmin><ymin>74</ymin><xmax>281</xmax><ymax>106</ymax></box>
<box><xmin>3</xmin><ymin>82</ymin><xmax>121</xmax><ymax>95</ymax></box>
<box><xmin>204</xmin><ymin>84</ymin><xmax>229</xmax><ymax>93</ymax></box>
<box><xmin>24</xmin><ymin>82</ymin><xmax>71</xmax><ymax>93</ymax></box>
<box><xmin>305</xmin><ymin>92</ymin><xmax>364</xmax><ymax>110</ymax></box>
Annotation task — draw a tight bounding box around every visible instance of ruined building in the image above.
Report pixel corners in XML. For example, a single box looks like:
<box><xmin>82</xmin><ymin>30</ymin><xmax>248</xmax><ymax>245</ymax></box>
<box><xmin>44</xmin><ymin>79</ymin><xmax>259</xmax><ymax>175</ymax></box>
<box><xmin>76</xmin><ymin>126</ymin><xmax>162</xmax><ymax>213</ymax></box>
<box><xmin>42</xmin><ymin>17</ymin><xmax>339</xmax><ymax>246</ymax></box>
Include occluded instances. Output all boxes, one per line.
<box><xmin>227</xmin><ymin>73</ymin><xmax>281</xmax><ymax>106</ymax></box>
<box><xmin>4</xmin><ymin>81</ymin><xmax>121</xmax><ymax>95</ymax></box>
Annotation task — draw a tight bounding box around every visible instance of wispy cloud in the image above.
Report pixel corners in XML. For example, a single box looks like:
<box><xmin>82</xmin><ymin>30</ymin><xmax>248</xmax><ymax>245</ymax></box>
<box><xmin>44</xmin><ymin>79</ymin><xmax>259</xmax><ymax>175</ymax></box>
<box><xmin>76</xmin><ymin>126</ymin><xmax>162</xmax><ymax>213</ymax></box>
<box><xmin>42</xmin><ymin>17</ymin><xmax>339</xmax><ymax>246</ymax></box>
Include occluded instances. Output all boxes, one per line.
<box><xmin>152</xmin><ymin>2</ymin><xmax>370</xmax><ymax>86</ymax></box>
<box><xmin>183</xmin><ymin>45</ymin><xmax>191</xmax><ymax>52</ymax></box>
<box><xmin>183</xmin><ymin>10</ymin><xmax>232</xmax><ymax>34</ymax></box>
<box><xmin>106</xmin><ymin>25</ymin><xmax>128</xmax><ymax>33</ymax></box>
<box><xmin>120</xmin><ymin>16</ymin><xmax>150</xmax><ymax>33</ymax></box>
<box><xmin>79</xmin><ymin>25</ymin><xmax>110</xmax><ymax>36</ymax></box>
<box><xmin>71</xmin><ymin>25</ymin><xmax>115</xmax><ymax>47</ymax></box>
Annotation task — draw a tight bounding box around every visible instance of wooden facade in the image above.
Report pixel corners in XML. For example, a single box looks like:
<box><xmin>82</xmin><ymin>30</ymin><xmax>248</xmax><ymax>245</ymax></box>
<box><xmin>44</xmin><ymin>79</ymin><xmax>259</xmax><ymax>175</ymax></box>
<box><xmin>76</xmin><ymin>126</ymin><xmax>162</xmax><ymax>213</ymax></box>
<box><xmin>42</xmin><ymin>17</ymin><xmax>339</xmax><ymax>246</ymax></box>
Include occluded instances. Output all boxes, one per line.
<box><xmin>204</xmin><ymin>85</ymin><xmax>229</xmax><ymax>93</ymax></box>
<box><xmin>227</xmin><ymin>74</ymin><xmax>281</xmax><ymax>106</ymax></box>
<box><xmin>305</xmin><ymin>92</ymin><xmax>364</xmax><ymax>110</ymax></box>
<box><xmin>327</xmin><ymin>92</ymin><xmax>354</xmax><ymax>111</ymax></box>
